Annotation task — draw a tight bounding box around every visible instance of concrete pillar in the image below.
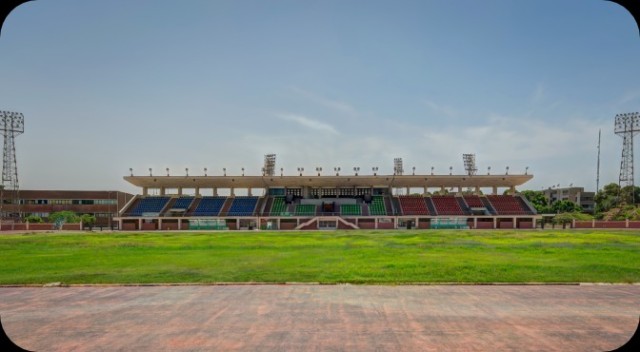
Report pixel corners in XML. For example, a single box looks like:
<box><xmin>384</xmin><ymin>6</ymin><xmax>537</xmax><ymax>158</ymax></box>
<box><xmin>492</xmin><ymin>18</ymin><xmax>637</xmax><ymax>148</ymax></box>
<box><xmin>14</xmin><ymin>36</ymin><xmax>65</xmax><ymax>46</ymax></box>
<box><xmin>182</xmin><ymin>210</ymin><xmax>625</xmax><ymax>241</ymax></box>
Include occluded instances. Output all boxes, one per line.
<box><xmin>178</xmin><ymin>187</ymin><xmax>183</xmax><ymax>196</ymax></box>
<box><xmin>532</xmin><ymin>218</ymin><xmax>537</xmax><ymax>229</ymax></box>
<box><xmin>195</xmin><ymin>187</ymin><xmax>200</xmax><ymax>197</ymax></box>
<box><xmin>119</xmin><ymin>219</ymin><xmax>123</xmax><ymax>230</ymax></box>
<box><xmin>473</xmin><ymin>217</ymin><xmax>477</xmax><ymax>229</ymax></box>
<box><xmin>138</xmin><ymin>218</ymin><xmax>142</xmax><ymax>230</ymax></box>
<box><xmin>248</xmin><ymin>188</ymin><xmax>253</xmax><ymax>196</ymax></box>
<box><xmin>231</xmin><ymin>188</ymin><xmax>235</xmax><ymax>197</ymax></box>
<box><xmin>277</xmin><ymin>218</ymin><xmax>281</xmax><ymax>230</ymax></box>
<box><xmin>178</xmin><ymin>219</ymin><xmax>182</xmax><ymax>230</ymax></box>
<box><xmin>513</xmin><ymin>217</ymin><xmax>516</xmax><ymax>229</ymax></box>
<box><xmin>213</xmin><ymin>187</ymin><xmax>218</xmax><ymax>196</ymax></box>
<box><xmin>493</xmin><ymin>217</ymin><xmax>497</xmax><ymax>229</ymax></box>
<box><xmin>510</xmin><ymin>186</ymin><xmax>516</xmax><ymax>194</ymax></box>
<box><xmin>406</xmin><ymin>187</ymin><xmax>410</xmax><ymax>195</ymax></box>
<box><xmin>160</xmin><ymin>187</ymin><xmax>166</xmax><ymax>196</ymax></box>
<box><xmin>158</xmin><ymin>218</ymin><xmax>162</xmax><ymax>230</ymax></box>
<box><xmin>626</xmin><ymin>218</ymin><xmax>629</xmax><ymax>228</ymax></box>
<box><xmin>475</xmin><ymin>186</ymin><xmax>480</xmax><ymax>195</ymax></box>
<box><xmin>492</xmin><ymin>186</ymin><xmax>497</xmax><ymax>195</ymax></box>
<box><xmin>457</xmin><ymin>186</ymin><xmax>462</xmax><ymax>194</ymax></box>
<box><xmin>423</xmin><ymin>187</ymin><xmax>428</xmax><ymax>196</ymax></box>
<box><xmin>375</xmin><ymin>217</ymin><xmax>379</xmax><ymax>230</ymax></box>
<box><xmin>143</xmin><ymin>187</ymin><xmax>148</xmax><ymax>196</ymax></box>
<box><xmin>440</xmin><ymin>186</ymin><xmax>446</xmax><ymax>194</ymax></box>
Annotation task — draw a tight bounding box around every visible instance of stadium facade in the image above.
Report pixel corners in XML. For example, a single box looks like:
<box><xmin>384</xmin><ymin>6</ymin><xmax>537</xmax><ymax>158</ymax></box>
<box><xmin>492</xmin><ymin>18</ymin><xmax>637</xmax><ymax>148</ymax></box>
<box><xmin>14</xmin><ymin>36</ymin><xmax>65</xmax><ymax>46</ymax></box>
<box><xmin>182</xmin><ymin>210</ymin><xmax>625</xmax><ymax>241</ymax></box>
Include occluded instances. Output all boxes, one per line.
<box><xmin>116</xmin><ymin>170</ymin><xmax>540</xmax><ymax>230</ymax></box>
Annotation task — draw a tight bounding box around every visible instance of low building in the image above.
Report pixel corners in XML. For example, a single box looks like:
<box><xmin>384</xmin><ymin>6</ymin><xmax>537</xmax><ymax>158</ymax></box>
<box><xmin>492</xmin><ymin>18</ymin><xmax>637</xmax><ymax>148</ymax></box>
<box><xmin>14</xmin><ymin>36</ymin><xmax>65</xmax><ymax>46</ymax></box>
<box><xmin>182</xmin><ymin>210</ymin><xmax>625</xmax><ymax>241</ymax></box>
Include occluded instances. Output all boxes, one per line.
<box><xmin>542</xmin><ymin>187</ymin><xmax>595</xmax><ymax>213</ymax></box>
<box><xmin>1</xmin><ymin>190</ymin><xmax>134</xmax><ymax>227</ymax></box>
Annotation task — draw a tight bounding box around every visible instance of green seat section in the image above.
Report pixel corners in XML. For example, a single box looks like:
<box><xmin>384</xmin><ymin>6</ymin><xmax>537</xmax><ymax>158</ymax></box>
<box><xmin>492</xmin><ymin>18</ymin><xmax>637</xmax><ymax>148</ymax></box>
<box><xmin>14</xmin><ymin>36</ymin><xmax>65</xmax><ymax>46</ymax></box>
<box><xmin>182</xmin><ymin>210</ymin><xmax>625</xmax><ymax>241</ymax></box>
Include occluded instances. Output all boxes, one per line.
<box><xmin>295</xmin><ymin>204</ymin><xmax>316</xmax><ymax>216</ymax></box>
<box><xmin>340</xmin><ymin>204</ymin><xmax>361</xmax><ymax>216</ymax></box>
<box><xmin>271</xmin><ymin>197</ymin><xmax>286</xmax><ymax>215</ymax></box>
<box><xmin>370</xmin><ymin>196</ymin><xmax>387</xmax><ymax>216</ymax></box>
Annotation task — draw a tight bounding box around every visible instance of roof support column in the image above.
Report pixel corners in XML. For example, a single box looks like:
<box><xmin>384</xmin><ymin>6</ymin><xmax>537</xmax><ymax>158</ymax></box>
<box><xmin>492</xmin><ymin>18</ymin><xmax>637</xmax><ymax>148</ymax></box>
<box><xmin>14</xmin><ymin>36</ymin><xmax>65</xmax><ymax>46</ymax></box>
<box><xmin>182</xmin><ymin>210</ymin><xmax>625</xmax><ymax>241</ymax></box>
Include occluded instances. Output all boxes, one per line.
<box><xmin>492</xmin><ymin>186</ymin><xmax>497</xmax><ymax>195</ymax></box>
<box><xmin>142</xmin><ymin>187</ymin><xmax>148</xmax><ymax>196</ymax></box>
<box><xmin>248</xmin><ymin>188</ymin><xmax>252</xmax><ymax>196</ymax></box>
<box><xmin>195</xmin><ymin>187</ymin><xmax>200</xmax><ymax>197</ymax></box>
<box><xmin>178</xmin><ymin>187</ymin><xmax>183</xmax><ymax>196</ymax></box>
<box><xmin>160</xmin><ymin>187</ymin><xmax>165</xmax><ymax>196</ymax></box>
<box><xmin>213</xmin><ymin>187</ymin><xmax>218</xmax><ymax>196</ymax></box>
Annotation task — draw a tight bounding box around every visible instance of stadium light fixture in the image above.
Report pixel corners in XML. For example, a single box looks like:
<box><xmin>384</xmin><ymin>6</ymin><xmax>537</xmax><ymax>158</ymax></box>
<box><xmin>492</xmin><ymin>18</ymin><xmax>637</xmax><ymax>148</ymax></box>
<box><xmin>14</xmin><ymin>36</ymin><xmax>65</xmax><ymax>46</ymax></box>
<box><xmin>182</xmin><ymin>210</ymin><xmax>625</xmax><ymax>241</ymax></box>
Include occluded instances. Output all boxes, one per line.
<box><xmin>334</xmin><ymin>167</ymin><xmax>341</xmax><ymax>176</ymax></box>
<box><xmin>261</xmin><ymin>167</ymin><xmax>265</xmax><ymax>176</ymax></box>
<box><xmin>280</xmin><ymin>167</ymin><xmax>283</xmax><ymax>177</ymax></box>
<box><xmin>223</xmin><ymin>168</ymin><xmax>227</xmax><ymax>177</ymax></box>
<box><xmin>166</xmin><ymin>168</ymin><xmax>170</xmax><ymax>177</ymax></box>
<box><xmin>204</xmin><ymin>167</ymin><xmax>208</xmax><ymax>176</ymax></box>
<box><xmin>372</xmin><ymin>166</ymin><xmax>378</xmax><ymax>176</ymax></box>
<box><xmin>353</xmin><ymin>166</ymin><xmax>360</xmax><ymax>176</ymax></box>
<box><xmin>297</xmin><ymin>167</ymin><xmax>304</xmax><ymax>176</ymax></box>
<box><xmin>129</xmin><ymin>168</ymin><xmax>133</xmax><ymax>176</ymax></box>
<box><xmin>316</xmin><ymin>167</ymin><xmax>322</xmax><ymax>176</ymax></box>
<box><xmin>430</xmin><ymin>166</ymin><xmax>434</xmax><ymax>175</ymax></box>
<box><xmin>525</xmin><ymin>166</ymin><xmax>529</xmax><ymax>175</ymax></box>
<box><xmin>412</xmin><ymin>166</ymin><xmax>415</xmax><ymax>175</ymax></box>
<box><xmin>242</xmin><ymin>167</ymin><xmax>245</xmax><ymax>176</ymax></box>
<box><xmin>487</xmin><ymin>166</ymin><xmax>491</xmax><ymax>175</ymax></box>
<box><xmin>185</xmin><ymin>167</ymin><xmax>189</xmax><ymax>176</ymax></box>
<box><xmin>149</xmin><ymin>168</ymin><xmax>153</xmax><ymax>177</ymax></box>
<box><xmin>505</xmin><ymin>166</ymin><xmax>509</xmax><ymax>175</ymax></box>
<box><xmin>449</xmin><ymin>166</ymin><xmax>453</xmax><ymax>175</ymax></box>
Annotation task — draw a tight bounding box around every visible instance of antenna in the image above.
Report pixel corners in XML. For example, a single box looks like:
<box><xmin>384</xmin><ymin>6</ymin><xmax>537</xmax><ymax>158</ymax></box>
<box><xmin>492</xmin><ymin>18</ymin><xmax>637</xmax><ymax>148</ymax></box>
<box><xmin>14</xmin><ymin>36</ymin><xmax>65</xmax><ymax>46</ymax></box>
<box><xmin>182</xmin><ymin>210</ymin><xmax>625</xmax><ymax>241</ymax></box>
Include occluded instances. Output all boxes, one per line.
<box><xmin>462</xmin><ymin>154</ymin><xmax>477</xmax><ymax>176</ymax></box>
<box><xmin>615</xmin><ymin>112</ymin><xmax>640</xmax><ymax>204</ymax></box>
<box><xmin>0</xmin><ymin>111</ymin><xmax>24</xmax><ymax>220</ymax></box>
<box><xmin>596</xmin><ymin>129</ymin><xmax>601</xmax><ymax>192</ymax></box>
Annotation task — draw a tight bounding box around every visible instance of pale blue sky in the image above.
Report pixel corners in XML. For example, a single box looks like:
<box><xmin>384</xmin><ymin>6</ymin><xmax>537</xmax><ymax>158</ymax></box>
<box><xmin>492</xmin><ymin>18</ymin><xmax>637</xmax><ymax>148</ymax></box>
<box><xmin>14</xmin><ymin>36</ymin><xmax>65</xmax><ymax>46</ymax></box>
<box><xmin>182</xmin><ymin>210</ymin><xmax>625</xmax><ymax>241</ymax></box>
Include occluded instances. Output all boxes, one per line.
<box><xmin>1</xmin><ymin>0</ymin><xmax>639</xmax><ymax>194</ymax></box>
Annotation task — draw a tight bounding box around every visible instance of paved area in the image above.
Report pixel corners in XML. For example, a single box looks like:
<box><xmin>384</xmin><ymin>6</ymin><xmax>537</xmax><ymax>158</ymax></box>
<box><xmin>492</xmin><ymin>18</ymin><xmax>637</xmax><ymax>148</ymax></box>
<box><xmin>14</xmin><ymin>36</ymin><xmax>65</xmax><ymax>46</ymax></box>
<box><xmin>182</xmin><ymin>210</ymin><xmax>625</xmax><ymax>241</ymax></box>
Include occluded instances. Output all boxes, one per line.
<box><xmin>1</xmin><ymin>285</ymin><xmax>639</xmax><ymax>351</ymax></box>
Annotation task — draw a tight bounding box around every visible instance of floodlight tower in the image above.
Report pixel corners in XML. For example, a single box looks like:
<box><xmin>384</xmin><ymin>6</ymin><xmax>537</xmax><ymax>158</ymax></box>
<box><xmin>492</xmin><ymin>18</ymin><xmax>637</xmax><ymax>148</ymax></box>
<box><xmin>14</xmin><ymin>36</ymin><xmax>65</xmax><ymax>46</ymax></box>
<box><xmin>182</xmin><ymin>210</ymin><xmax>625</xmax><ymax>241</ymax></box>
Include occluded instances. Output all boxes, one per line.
<box><xmin>263</xmin><ymin>154</ymin><xmax>276</xmax><ymax>177</ymax></box>
<box><xmin>393</xmin><ymin>158</ymin><xmax>404</xmax><ymax>176</ymax></box>
<box><xmin>0</xmin><ymin>111</ymin><xmax>24</xmax><ymax>220</ymax></box>
<box><xmin>615</xmin><ymin>112</ymin><xmax>640</xmax><ymax>204</ymax></box>
<box><xmin>463</xmin><ymin>154</ymin><xmax>477</xmax><ymax>176</ymax></box>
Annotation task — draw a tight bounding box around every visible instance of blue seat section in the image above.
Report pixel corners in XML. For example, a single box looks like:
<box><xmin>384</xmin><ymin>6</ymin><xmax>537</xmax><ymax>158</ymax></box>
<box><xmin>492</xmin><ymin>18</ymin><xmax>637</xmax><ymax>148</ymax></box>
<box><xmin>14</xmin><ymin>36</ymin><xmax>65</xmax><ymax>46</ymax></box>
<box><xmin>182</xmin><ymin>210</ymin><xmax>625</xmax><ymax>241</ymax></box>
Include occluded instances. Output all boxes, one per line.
<box><xmin>128</xmin><ymin>197</ymin><xmax>170</xmax><ymax>216</ymax></box>
<box><xmin>193</xmin><ymin>197</ymin><xmax>227</xmax><ymax>216</ymax></box>
<box><xmin>172</xmin><ymin>197</ymin><xmax>194</xmax><ymax>210</ymax></box>
<box><xmin>227</xmin><ymin>197</ymin><xmax>259</xmax><ymax>216</ymax></box>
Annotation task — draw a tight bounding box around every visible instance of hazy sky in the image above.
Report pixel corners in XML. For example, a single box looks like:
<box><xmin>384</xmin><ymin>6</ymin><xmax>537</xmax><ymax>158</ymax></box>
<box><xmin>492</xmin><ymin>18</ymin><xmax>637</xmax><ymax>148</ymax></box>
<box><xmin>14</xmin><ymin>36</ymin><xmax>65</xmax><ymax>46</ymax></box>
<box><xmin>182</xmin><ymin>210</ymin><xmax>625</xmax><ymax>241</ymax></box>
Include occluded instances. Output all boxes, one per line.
<box><xmin>1</xmin><ymin>0</ymin><xmax>639</xmax><ymax>195</ymax></box>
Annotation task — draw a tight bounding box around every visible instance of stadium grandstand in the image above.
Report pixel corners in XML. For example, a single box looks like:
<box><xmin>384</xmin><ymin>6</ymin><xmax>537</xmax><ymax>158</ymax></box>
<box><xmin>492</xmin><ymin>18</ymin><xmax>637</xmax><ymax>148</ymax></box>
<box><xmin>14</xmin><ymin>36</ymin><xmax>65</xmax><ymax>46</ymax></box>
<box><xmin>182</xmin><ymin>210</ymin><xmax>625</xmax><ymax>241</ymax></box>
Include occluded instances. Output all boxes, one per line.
<box><xmin>115</xmin><ymin>158</ymin><xmax>540</xmax><ymax>230</ymax></box>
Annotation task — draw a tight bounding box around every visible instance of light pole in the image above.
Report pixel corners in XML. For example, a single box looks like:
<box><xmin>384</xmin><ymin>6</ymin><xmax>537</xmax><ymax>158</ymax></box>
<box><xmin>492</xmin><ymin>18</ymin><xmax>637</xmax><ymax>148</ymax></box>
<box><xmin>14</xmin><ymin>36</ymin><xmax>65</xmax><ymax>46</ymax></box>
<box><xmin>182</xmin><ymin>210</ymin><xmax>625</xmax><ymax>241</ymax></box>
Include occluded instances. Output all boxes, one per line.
<box><xmin>204</xmin><ymin>167</ymin><xmax>208</xmax><ymax>176</ymax></box>
<box><xmin>223</xmin><ymin>168</ymin><xmax>226</xmax><ymax>176</ymax></box>
<box><xmin>149</xmin><ymin>168</ymin><xmax>153</xmax><ymax>176</ymax></box>
<box><xmin>166</xmin><ymin>168</ymin><xmax>170</xmax><ymax>176</ymax></box>
<box><xmin>487</xmin><ymin>166</ymin><xmax>491</xmax><ymax>175</ymax></box>
<box><xmin>505</xmin><ymin>166</ymin><xmax>509</xmax><ymax>175</ymax></box>
<box><xmin>353</xmin><ymin>166</ymin><xmax>360</xmax><ymax>176</ymax></box>
<box><xmin>297</xmin><ymin>167</ymin><xmax>304</xmax><ymax>176</ymax></box>
<box><xmin>372</xmin><ymin>166</ymin><xmax>378</xmax><ymax>176</ymax></box>
<box><xmin>129</xmin><ymin>168</ymin><xmax>133</xmax><ymax>176</ymax></box>
<box><xmin>431</xmin><ymin>166</ymin><xmax>434</xmax><ymax>175</ymax></box>
<box><xmin>412</xmin><ymin>166</ymin><xmax>415</xmax><ymax>175</ymax></box>
<box><xmin>242</xmin><ymin>167</ymin><xmax>245</xmax><ymax>176</ymax></box>
<box><xmin>280</xmin><ymin>168</ymin><xmax>283</xmax><ymax>177</ymax></box>
<box><xmin>525</xmin><ymin>166</ymin><xmax>529</xmax><ymax>175</ymax></box>
<box><xmin>449</xmin><ymin>166</ymin><xmax>453</xmax><ymax>175</ymax></box>
<box><xmin>316</xmin><ymin>167</ymin><xmax>322</xmax><ymax>176</ymax></box>
<box><xmin>185</xmin><ymin>167</ymin><xmax>189</xmax><ymax>176</ymax></box>
<box><xmin>334</xmin><ymin>167</ymin><xmax>341</xmax><ymax>176</ymax></box>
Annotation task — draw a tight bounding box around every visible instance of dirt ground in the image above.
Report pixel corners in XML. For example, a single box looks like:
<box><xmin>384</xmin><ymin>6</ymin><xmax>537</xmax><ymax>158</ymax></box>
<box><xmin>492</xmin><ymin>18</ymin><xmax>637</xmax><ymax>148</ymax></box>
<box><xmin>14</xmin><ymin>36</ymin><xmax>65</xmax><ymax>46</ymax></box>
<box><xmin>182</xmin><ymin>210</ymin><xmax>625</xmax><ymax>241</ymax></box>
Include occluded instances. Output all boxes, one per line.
<box><xmin>1</xmin><ymin>285</ymin><xmax>638</xmax><ymax>351</ymax></box>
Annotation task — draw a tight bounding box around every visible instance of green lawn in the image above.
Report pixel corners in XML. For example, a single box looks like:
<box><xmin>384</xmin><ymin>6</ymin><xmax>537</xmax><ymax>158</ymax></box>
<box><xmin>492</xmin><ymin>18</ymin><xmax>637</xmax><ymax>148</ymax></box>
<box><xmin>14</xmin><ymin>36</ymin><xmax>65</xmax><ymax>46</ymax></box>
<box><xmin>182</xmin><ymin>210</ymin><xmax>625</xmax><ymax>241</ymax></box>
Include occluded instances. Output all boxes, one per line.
<box><xmin>0</xmin><ymin>230</ymin><xmax>639</xmax><ymax>284</ymax></box>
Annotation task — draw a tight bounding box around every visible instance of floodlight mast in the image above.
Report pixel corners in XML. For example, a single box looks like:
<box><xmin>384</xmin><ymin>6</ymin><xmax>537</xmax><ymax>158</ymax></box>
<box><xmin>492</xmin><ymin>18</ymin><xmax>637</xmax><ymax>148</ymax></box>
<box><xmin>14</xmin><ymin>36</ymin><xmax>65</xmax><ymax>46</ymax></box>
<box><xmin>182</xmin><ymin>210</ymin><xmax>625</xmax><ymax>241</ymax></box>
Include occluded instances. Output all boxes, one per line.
<box><xmin>615</xmin><ymin>112</ymin><xmax>640</xmax><ymax>204</ymax></box>
<box><xmin>0</xmin><ymin>111</ymin><xmax>24</xmax><ymax>220</ymax></box>
<box><xmin>263</xmin><ymin>154</ymin><xmax>276</xmax><ymax>177</ymax></box>
<box><xmin>463</xmin><ymin>154</ymin><xmax>477</xmax><ymax>176</ymax></box>
<box><xmin>393</xmin><ymin>158</ymin><xmax>403</xmax><ymax>176</ymax></box>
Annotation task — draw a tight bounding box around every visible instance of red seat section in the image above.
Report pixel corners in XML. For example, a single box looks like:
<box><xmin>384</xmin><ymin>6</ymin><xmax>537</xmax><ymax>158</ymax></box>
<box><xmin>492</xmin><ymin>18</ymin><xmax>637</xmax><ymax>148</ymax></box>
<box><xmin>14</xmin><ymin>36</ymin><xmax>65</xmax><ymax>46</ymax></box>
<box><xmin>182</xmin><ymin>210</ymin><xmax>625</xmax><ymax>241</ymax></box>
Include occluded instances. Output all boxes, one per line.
<box><xmin>398</xmin><ymin>196</ymin><xmax>430</xmax><ymax>215</ymax></box>
<box><xmin>486</xmin><ymin>195</ymin><xmax>532</xmax><ymax>215</ymax></box>
<box><xmin>431</xmin><ymin>196</ymin><xmax>465</xmax><ymax>215</ymax></box>
<box><xmin>464</xmin><ymin>196</ymin><xmax>485</xmax><ymax>208</ymax></box>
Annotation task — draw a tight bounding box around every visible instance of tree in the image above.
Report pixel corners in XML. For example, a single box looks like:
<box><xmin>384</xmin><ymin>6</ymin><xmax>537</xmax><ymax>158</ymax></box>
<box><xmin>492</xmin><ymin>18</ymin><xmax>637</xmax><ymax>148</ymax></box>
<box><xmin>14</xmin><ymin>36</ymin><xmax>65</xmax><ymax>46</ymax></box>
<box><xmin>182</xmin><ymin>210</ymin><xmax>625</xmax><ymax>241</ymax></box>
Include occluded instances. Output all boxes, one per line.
<box><xmin>552</xmin><ymin>213</ymin><xmax>574</xmax><ymax>228</ymax></box>
<box><xmin>48</xmin><ymin>211</ymin><xmax>81</xmax><ymax>224</ymax></box>
<box><xmin>25</xmin><ymin>214</ymin><xmax>43</xmax><ymax>223</ymax></box>
<box><xmin>595</xmin><ymin>183</ymin><xmax>621</xmax><ymax>213</ymax></box>
<box><xmin>81</xmin><ymin>214</ymin><xmax>96</xmax><ymax>230</ymax></box>
<box><xmin>551</xmin><ymin>199</ymin><xmax>582</xmax><ymax>213</ymax></box>
<box><xmin>520</xmin><ymin>190</ymin><xmax>551</xmax><ymax>213</ymax></box>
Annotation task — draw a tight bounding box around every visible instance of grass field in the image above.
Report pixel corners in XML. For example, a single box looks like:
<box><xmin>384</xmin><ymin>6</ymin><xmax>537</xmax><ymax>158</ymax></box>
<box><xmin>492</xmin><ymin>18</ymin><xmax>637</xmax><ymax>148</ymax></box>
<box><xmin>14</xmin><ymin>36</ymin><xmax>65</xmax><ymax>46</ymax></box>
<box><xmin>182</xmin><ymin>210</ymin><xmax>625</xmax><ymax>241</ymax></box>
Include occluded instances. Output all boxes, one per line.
<box><xmin>0</xmin><ymin>230</ymin><xmax>639</xmax><ymax>284</ymax></box>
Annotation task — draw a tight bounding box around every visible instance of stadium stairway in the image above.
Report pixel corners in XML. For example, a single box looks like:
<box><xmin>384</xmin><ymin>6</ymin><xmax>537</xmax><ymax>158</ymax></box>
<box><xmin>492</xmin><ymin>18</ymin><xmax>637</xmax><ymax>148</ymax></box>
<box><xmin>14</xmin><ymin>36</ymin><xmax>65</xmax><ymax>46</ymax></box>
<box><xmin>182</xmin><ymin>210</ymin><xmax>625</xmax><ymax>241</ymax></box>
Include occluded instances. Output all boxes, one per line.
<box><xmin>383</xmin><ymin>196</ymin><xmax>394</xmax><ymax>216</ymax></box>
<box><xmin>425</xmin><ymin>197</ymin><xmax>437</xmax><ymax>215</ymax></box>
<box><xmin>186</xmin><ymin>197</ymin><xmax>201</xmax><ymax>215</ymax></box>
<box><xmin>219</xmin><ymin>197</ymin><xmax>234</xmax><ymax>216</ymax></box>
<box><xmin>361</xmin><ymin>203</ymin><xmax>370</xmax><ymax>216</ymax></box>
<box><xmin>480</xmin><ymin>197</ymin><xmax>497</xmax><ymax>215</ymax></box>
<box><xmin>456</xmin><ymin>197</ymin><xmax>471</xmax><ymax>215</ymax></box>
<box><xmin>261</xmin><ymin>197</ymin><xmax>274</xmax><ymax>216</ymax></box>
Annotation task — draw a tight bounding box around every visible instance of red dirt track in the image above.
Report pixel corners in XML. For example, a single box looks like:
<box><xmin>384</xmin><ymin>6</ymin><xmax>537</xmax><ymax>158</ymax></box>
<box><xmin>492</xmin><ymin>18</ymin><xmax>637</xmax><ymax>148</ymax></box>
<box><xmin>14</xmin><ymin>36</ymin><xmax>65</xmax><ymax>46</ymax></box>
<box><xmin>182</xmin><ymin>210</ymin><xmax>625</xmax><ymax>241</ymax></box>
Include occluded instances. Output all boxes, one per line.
<box><xmin>1</xmin><ymin>285</ymin><xmax>639</xmax><ymax>351</ymax></box>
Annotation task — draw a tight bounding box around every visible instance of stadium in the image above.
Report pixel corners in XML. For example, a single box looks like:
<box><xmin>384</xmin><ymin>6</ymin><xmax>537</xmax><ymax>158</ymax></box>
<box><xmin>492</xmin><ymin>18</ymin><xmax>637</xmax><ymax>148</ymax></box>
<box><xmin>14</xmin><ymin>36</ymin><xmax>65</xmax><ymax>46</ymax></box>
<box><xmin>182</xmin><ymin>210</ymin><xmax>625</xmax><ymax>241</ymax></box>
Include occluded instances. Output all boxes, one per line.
<box><xmin>116</xmin><ymin>155</ymin><xmax>541</xmax><ymax>231</ymax></box>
